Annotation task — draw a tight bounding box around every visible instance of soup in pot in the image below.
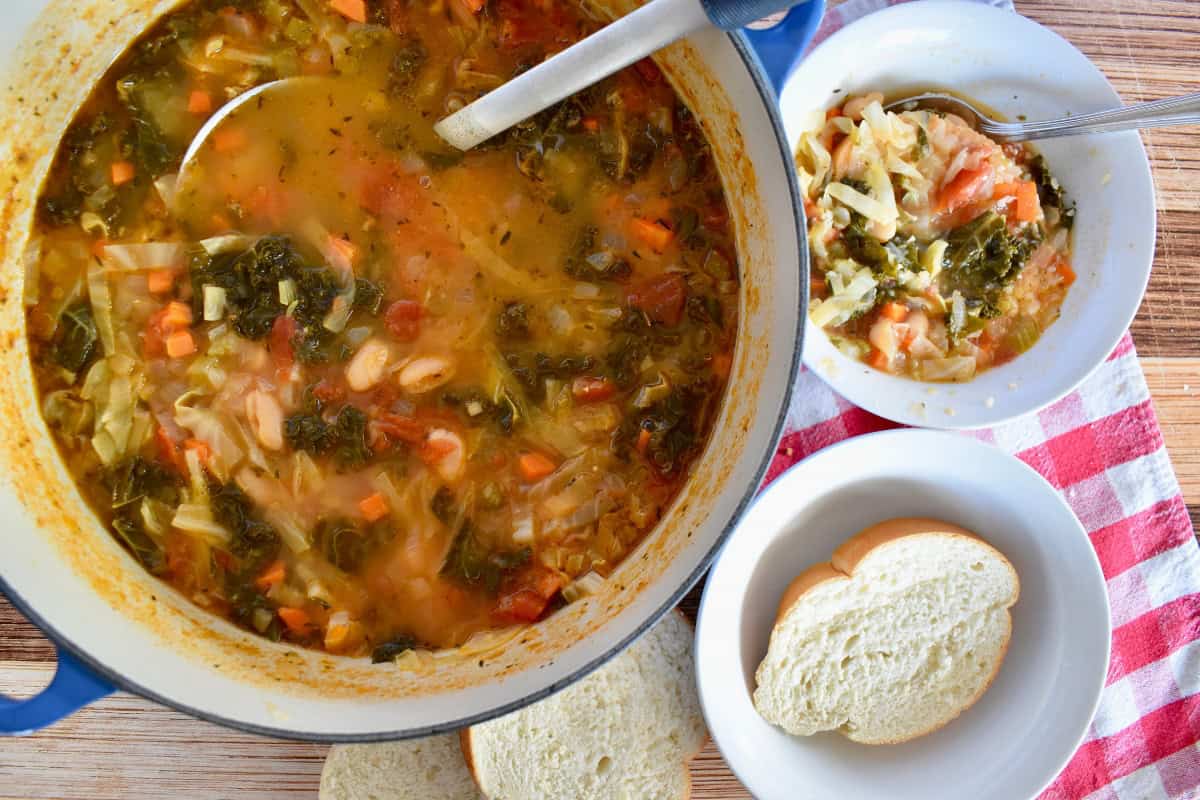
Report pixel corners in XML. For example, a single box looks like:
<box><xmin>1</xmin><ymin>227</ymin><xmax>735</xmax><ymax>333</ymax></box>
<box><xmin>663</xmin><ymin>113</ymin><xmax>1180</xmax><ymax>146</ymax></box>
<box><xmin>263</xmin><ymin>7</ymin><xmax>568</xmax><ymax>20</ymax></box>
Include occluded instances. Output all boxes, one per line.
<box><xmin>27</xmin><ymin>0</ymin><xmax>738</xmax><ymax>658</ymax></box>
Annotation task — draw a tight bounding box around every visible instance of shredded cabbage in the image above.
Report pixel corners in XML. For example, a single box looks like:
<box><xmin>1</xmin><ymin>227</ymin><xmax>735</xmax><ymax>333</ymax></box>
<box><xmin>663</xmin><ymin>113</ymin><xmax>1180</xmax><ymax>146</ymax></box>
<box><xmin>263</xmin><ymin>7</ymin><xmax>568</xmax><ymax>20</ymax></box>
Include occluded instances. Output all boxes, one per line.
<box><xmin>809</xmin><ymin>267</ymin><xmax>878</xmax><ymax>328</ymax></box>
<box><xmin>103</xmin><ymin>242</ymin><xmax>184</xmax><ymax>272</ymax></box>
<box><xmin>86</xmin><ymin>261</ymin><xmax>116</xmax><ymax>357</ymax></box>
<box><xmin>82</xmin><ymin>355</ymin><xmax>145</xmax><ymax>466</ymax></box>
<box><xmin>825</xmin><ymin>182</ymin><xmax>893</xmax><ymax>225</ymax></box>
<box><xmin>174</xmin><ymin>392</ymin><xmax>244</xmax><ymax>481</ymax></box>
<box><xmin>172</xmin><ymin>503</ymin><xmax>232</xmax><ymax>543</ymax></box>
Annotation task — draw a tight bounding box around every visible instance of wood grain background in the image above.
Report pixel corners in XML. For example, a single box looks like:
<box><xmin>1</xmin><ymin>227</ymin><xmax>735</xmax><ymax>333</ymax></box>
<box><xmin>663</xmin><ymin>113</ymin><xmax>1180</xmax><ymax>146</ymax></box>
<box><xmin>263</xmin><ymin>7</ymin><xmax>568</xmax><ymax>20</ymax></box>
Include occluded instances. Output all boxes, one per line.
<box><xmin>2</xmin><ymin>1</ymin><xmax>1199</xmax><ymax>797</ymax></box>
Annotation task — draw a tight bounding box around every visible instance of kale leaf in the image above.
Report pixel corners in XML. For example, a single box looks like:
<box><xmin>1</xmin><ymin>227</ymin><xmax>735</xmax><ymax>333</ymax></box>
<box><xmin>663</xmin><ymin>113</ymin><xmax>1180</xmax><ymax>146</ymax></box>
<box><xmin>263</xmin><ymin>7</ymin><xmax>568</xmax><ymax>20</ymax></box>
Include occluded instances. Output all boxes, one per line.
<box><xmin>940</xmin><ymin>211</ymin><xmax>1039</xmax><ymax>319</ymax></box>
<box><xmin>372</xmin><ymin>633</ymin><xmax>418</xmax><ymax>663</ymax></box>
<box><xmin>52</xmin><ymin>303</ymin><xmax>99</xmax><ymax>373</ymax></box>
<box><xmin>211</xmin><ymin>481</ymin><xmax>281</xmax><ymax>569</ymax></box>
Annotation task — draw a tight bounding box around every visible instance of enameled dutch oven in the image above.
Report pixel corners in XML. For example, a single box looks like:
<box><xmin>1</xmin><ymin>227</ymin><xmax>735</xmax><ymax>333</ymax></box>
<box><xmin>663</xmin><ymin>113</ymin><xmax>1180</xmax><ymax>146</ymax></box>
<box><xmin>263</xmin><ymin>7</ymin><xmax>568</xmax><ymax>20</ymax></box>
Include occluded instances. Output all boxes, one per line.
<box><xmin>0</xmin><ymin>0</ymin><xmax>820</xmax><ymax>740</ymax></box>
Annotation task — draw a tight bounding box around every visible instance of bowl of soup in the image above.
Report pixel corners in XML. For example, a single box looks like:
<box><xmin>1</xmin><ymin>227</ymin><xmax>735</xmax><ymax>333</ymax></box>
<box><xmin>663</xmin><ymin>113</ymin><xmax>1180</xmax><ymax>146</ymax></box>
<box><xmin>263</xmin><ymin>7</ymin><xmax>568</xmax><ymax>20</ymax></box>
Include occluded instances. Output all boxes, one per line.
<box><xmin>0</xmin><ymin>0</ymin><xmax>807</xmax><ymax>738</ymax></box>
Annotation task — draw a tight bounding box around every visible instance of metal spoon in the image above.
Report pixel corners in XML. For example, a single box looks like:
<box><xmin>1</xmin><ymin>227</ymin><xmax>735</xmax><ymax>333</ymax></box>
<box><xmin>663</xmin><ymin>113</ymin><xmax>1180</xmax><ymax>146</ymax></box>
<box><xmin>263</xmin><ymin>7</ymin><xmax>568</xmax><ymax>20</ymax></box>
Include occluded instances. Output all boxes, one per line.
<box><xmin>434</xmin><ymin>0</ymin><xmax>817</xmax><ymax>151</ymax></box>
<box><xmin>885</xmin><ymin>91</ymin><xmax>1200</xmax><ymax>143</ymax></box>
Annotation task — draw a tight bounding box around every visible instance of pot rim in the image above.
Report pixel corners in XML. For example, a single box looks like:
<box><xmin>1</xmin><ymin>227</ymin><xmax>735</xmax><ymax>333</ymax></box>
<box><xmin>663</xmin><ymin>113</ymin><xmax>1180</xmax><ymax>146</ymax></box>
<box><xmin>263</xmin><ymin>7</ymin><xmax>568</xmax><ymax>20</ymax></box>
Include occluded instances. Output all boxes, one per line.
<box><xmin>0</xmin><ymin>29</ymin><xmax>808</xmax><ymax>742</ymax></box>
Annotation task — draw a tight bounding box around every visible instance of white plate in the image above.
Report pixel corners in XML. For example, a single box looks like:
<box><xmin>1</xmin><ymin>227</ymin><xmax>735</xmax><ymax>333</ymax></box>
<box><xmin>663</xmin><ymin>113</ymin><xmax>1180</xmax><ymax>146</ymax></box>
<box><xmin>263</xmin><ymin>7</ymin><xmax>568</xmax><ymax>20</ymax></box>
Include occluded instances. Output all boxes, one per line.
<box><xmin>780</xmin><ymin>1</ymin><xmax>1156</xmax><ymax>428</ymax></box>
<box><xmin>695</xmin><ymin>429</ymin><xmax>1110</xmax><ymax>800</ymax></box>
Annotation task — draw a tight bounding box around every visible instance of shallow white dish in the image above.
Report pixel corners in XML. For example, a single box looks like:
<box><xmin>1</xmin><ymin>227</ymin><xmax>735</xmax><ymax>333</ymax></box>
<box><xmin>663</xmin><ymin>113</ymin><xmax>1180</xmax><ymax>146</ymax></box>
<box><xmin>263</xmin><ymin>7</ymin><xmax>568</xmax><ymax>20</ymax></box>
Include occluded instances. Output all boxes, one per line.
<box><xmin>695</xmin><ymin>429</ymin><xmax>1110</xmax><ymax>800</ymax></box>
<box><xmin>780</xmin><ymin>0</ymin><xmax>1156</xmax><ymax>429</ymax></box>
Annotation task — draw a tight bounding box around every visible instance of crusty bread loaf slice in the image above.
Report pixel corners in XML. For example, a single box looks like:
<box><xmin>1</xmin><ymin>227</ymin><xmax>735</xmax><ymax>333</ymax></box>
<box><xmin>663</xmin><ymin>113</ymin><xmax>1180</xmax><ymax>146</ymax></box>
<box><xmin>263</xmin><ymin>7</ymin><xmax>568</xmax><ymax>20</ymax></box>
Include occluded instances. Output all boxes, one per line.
<box><xmin>320</xmin><ymin>733</ymin><xmax>480</xmax><ymax>800</ymax></box>
<box><xmin>463</xmin><ymin>611</ymin><xmax>707</xmax><ymax>800</ymax></box>
<box><xmin>753</xmin><ymin>517</ymin><xmax>1019</xmax><ymax>745</ymax></box>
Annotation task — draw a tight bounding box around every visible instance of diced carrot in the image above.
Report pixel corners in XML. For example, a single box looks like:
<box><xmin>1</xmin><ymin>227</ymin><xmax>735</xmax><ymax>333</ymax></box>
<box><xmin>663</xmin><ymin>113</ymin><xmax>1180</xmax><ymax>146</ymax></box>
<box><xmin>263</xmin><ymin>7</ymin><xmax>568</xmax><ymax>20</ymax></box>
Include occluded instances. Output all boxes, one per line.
<box><xmin>867</xmin><ymin>347</ymin><xmax>891</xmax><ymax>371</ymax></box>
<box><xmin>212</xmin><ymin>126</ymin><xmax>247</xmax><ymax>154</ymax></box>
<box><xmin>147</xmin><ymin>269</ymin><xmax>175</xmax><ymax>294</ymax></box>
<box><xmin>825</xmin><ymin>106</ymin><xmax>843</xmax><ymax>121</ymax></box>
<box><xmin>359</xmin><ymin>492</ymin><xmax>390</xmax><ymax>522</ymax></box>
<box><xmin>277</xmin><ymin>606</ymin><xmax>313</xmax><ymax>634</ymax></box>
<box><xmin>994</xmin><ymin>180</ymin><xmax>1040</xmax><ymax>223</ymax></box>
<box><xmin>803</xmin><ymin>196</ymin><xmax>819</xmax><ymax>219</ymax></box>
<box><xmin>255</xmin><ymin>560</ymin><xmax>286</xmax><ymax>591</ymax></box>
<box><xmin>581</xmin><ymin>116</ymin><xmax>600</xmax><ymax>132</ymax></box>
<box><xmin>879</xmin><ymin>301</ymin><xmax>909</xmax><ymax>322</ymax></box>
<box><xmin>1013</xmin><ymin>180</ymin><xmax>1040</xmax><ymax>223</ymax></box>
<box><xmin>629</xmin><ymin>218</ymin><xmax>674</xmax><ymax>253</ymax></box>
<box><xmin>110</xmin><ymin>161</ymin><xmax>136</xmax><ymax>186</ymax></box>
<box><xmin>1056</xmin><ymin>258</ymin><xmax>1076</xmax><ymax>286</ymax></box>
<box><xmin>187</xmin><ymin>90</ymin><xmax>213</xmax><ymax>115</ymax></box>
<box><xmin>165</xmin><ymin>330</ymin><xmax>196</xmax><ymax>358</ymax></box>
<box><xmin>636</xmin><ymin>427</ymin><xmax>652</xmax><ymax>455</ymax></box>
<box><xmin>162</xmin><ymin>301</ymin><xmax>193</xmax><ymax>330</ymax></box>
<box><xmin>183</xmin><ymin>438</ymin><xmax>211</xmax><ymax>463</ymax></box>
<box><xmin>517</xmin><ymin>451</ymin><xmax>557</xmax><ymax>482</ymax></box>
<box><xmin>330</xmin><ymin>0</ymin><xmax>367</xmax><ymax>22</ymax></box>
<box><xmin>936</xmin><ymin>166</ymin><xmax>991</xmax><ymax>214</ymax></box>
<box><xmin>571</xmin><ymin>376</ymin><xmax>616</xmax><ymax>403</ymax></box>
<box><xmin>90</xmin><ymin>238</ymin><xmax>110</xmax><ymax>259</ymax></box>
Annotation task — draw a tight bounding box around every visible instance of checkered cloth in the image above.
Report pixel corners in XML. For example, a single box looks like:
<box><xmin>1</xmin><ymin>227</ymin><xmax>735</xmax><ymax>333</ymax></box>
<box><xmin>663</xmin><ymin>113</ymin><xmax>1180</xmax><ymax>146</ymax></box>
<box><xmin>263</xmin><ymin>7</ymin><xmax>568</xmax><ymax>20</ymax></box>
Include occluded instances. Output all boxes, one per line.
<box><xmin>769</xmin><ymin>3</ymin><xmax>1200</xmax><ymax>797</ymax></box>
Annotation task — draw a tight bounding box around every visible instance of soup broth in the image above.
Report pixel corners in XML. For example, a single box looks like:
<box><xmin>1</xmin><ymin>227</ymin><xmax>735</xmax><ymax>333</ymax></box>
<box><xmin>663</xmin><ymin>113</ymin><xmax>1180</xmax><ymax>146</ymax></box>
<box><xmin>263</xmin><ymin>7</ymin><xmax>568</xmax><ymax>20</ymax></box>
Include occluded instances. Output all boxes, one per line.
<box><xmin>28</xmin><ymin>0</ymin><xmax>738</xmax><ymax>658</ymax></box>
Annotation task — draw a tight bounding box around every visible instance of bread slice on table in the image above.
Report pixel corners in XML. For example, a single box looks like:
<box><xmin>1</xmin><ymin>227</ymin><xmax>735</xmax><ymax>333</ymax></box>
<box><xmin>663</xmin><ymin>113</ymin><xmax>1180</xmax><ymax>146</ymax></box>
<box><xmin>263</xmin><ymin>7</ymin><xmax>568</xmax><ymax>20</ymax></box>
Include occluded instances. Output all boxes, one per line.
<box><xmin>320</xmin><ymin>733</ymin><xmax>480</xmax><ymax>800</ymax></box>
<box><xmin>753</xmin><ymin>517</ymin><xmax>1020</xmax><ymax>745</ymax></box>
<box><xmin>462</xmin><ymin>610</ymin><xmax>707</xmax><ymax>800</ymax></box>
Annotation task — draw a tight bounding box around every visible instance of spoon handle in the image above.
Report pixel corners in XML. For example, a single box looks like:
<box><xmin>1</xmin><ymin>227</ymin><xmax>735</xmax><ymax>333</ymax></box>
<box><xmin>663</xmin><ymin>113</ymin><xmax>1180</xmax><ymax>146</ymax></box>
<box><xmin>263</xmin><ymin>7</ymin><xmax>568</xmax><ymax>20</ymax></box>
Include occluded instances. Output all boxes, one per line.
<box><xmin>982</xmin><ymin>92</ymin><xmax>1200</xmax><ymax>141</ymax></box>
<box><xmin>436</xmin><ymin>0</ymin><xmax>709</xmax><ymax>150</ymax></box>
<box><xmin>436</xmin><ymin>0</ymin><xmax>812</xmax><ymax>150</ymax></box>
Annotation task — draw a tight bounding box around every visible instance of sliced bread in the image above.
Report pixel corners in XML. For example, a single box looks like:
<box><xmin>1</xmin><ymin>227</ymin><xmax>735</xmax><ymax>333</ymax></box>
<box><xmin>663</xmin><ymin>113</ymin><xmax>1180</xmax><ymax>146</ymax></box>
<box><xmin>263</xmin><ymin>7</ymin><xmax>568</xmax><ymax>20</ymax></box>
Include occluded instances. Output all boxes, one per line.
<box><xmin>463</xmin><ymin>610</ymin><xmax>707</xmax><ymax>800</ymax></box>
<box><xmin>753</xmin><ymin>517</ymin><xmax>1019</xmax><ymax>744</ymax></box>
<box><xmin>320</xmin><ymin>733</ymin><xmax>480</xmax><ymax>800</ymax></box>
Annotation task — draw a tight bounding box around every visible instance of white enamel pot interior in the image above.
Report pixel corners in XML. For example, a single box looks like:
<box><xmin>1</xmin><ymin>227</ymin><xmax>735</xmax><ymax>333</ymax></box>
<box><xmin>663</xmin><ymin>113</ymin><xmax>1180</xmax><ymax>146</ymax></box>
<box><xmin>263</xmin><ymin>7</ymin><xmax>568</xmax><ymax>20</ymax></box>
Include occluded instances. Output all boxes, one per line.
<box><xmin>0</xmin><ymin>0</ymin><xmax>805</xmax><ymax>739</ymax></box>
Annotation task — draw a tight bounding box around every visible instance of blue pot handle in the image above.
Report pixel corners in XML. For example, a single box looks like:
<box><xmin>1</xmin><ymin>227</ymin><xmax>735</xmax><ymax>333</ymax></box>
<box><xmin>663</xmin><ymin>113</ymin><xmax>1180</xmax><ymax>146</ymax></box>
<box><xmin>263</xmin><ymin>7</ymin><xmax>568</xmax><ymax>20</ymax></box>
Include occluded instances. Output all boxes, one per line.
<box><xmin>741</xmin><ymin>0</ymin><xmax>826</xmax><ymax>95</ymax></box>
<box><xmin>0</xmin><ymin>646</ymin><xmax>115</xmax><ymax>736</ymax></box>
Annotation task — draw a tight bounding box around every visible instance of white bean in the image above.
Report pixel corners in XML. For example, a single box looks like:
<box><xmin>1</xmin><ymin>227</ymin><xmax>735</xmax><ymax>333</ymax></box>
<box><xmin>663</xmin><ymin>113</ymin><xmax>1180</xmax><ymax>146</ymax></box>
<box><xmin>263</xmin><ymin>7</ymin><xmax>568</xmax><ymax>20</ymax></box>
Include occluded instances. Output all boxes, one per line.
<box><xmin>399</xmin><ymin>355</ymin><xmax>456</xmax><ymax>394</ymax></box>
<box><xmin>346</xmin><ymin>338</ymin><xmax>392</xmax><ymax>392</ymax></box>
<box><xmin>425</xmin><ymin>428</ymin><xmax>465</xmax><ymax>483</ymax></box>
<box><xmin>245</xmin><ymin>390</ymin><xmax>284</xmax><ymax>451</ymax></box>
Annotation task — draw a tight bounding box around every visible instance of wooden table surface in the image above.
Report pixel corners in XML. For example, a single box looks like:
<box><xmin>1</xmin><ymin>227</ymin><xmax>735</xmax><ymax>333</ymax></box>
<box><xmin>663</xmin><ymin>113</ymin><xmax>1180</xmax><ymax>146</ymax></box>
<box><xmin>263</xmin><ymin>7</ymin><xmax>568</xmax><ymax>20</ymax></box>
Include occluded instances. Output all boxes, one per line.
<box><xmin>3</xmin><ymin>1</ymin><xmax>1199</xmax><ymax>797</ymax></box>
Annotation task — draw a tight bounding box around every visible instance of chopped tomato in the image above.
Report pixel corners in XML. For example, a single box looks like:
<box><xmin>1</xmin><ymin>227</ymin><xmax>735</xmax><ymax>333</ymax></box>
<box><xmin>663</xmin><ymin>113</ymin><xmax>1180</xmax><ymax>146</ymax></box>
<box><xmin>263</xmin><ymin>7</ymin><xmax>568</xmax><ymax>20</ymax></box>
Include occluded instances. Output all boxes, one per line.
<box><xmin>633</xmin><ymin>57</ymin><xmax>662</xmax><ymax>84</ymax></box>
<box><xmin>493</xmin><ymin>566</ymin><xmax>565</xmax><ymax>623</ymax></box>
<box><xmin>1055</xmin><ymin>257</ymin><xmax>1076</xmax><ymax>286</ymax></box>
<box><xmin>495</xmin><ymin>0</ymin><xmax>574</xmax><ymax>48</ymax></box>
<box><xmin>155</xmin><ymin>426</ymin><xmax>183</xmax><ymax>472</ymax></box>
<box><xmin>571</xmin><ymin>376</ymin><xmax>616</xmax><ymax>403</ymax></box>
<box><xmin>825</xmin><ymin>106</ymin><xmax>843</xmax><ymax>121</ymax></box>
<box><xmin>628</xmin><ymin>273</ymin><xmax>687</xmax><ymax>326</ymax></box>
<box><xmin>373</xmin><ymin>413</ymin><xmax>427</xmax><ymax>445</ymax></box>
<box><xmin>311</xmin><ymin>379</ymin><xmax>345</xmax><ymax>405</ymax></box>
<box><xmin>517</xmin><ymin>451</ymin><xmax>557</xmax><ymax>482</ymax></box>
<box><xmin>701</xmin><ymin>204</ymin><xmax>729</xmax><ymax>233</ymax></box>
<box><xmin>711</xmin><ymin>352</ymin><xmax>732</xmax><ymax>381</ymax></box>
<box><xmin>581</xmin><ymin>116</ymin><xmax>600</xmax><ymax>132</ymax></box>
<box><xmin>936</xmin><ymin>167</ymin><xmax>991</xmax><ymax>215</ymax></box>
<box><xmin>269</xmin><ymin>314</ymin><xmax>298</xmax><ymax>368</ymax></box>
<box><xmin>183</xmin><ymin>439</ymin><xmax>211</xmax><ymax>464</ymax></box>
<box><xmin>384</xmin><ymin>300</ymin><xmax>422</xmax><ymax>341</ymax></box>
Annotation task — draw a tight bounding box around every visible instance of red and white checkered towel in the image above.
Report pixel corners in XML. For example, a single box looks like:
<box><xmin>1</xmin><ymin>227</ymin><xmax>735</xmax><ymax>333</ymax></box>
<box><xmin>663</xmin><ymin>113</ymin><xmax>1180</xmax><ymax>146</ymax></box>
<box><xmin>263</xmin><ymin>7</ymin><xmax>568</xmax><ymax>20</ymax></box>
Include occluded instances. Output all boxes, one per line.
<box><xmin>770</xmin><ymin>4</ymin><xmax>1200</xmax><ymax>797</ymax></box>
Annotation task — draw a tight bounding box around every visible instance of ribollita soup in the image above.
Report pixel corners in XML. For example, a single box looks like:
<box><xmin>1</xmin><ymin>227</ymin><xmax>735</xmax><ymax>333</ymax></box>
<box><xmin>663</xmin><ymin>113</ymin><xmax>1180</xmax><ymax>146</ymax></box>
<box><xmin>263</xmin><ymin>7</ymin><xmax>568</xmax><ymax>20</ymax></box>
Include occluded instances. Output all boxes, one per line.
<box><xmin>27</xmin><ymin>0</ymin><xmax>738</xmax><ymax>659</ymax></box>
